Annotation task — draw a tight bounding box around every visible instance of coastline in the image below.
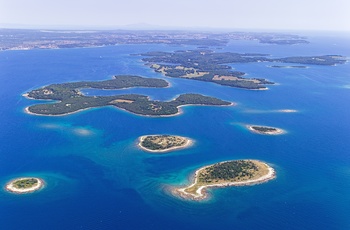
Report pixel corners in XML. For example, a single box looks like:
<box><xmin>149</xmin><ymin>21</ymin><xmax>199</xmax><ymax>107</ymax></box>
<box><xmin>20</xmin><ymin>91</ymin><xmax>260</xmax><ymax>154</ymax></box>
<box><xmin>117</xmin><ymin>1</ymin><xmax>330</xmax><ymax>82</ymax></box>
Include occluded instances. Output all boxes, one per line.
<box><xmin>246</xmin><ymin>125</ymin><xmax>286</xmax><ymax>135</ymax></box>
<box><xmin>25</xmin><ymin>101</ymin><xmax>235</xmax><ymax>117</ymax></box>
<box><xmin>157</xmin><ymin>67</ymin><xmax>272</xmax><ymax>91</ymax></box>
<box><xmin>5</xmin><ymin>177</ymin><xmax>45</xmax><ymax>194</ymax></box>
<box><xmin>24</xmin><ymin>106</ymin><xmax>97</xmax><ymax>117</ymax></box>
<box><xmin>172</xmin><ymin>161</ymin><xmax>276</xmax><ymax>201</ymax></box>
<box><xmin>138</xmin><ymin>135</ymin><xmax>193</xmax><ymax>153</ymax></box>
<box><xmin>22</xmin><ymin>93</ymin><xmax>33</xmax><ymax>99</ymax></box>
<box><xmin>156</xmin><ymin>102</ymin><xmax>235</xmax><ymax>118</ymax></box>
<box><xmin>251</xmin><ymin>87</ymin><xmax>269</xmax><ymax>91</ymax></box>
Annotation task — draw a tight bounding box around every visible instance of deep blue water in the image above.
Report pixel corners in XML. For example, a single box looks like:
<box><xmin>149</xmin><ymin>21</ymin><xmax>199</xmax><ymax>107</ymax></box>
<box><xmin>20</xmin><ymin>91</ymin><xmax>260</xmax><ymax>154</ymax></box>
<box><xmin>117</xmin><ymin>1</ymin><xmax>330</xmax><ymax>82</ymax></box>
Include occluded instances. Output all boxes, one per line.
<box><xmin>0</xmin><ymin>33</ymin><xmax>350</xmax><ymax>230</ymax></box>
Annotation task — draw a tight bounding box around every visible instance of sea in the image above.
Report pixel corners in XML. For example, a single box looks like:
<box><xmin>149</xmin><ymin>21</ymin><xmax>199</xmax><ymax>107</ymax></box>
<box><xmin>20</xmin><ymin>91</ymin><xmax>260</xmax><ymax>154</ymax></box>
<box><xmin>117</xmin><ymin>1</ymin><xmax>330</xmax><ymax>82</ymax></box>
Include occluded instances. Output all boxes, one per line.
<box><xmin>0</xmin><ymin>32</ymin><xmax>349</xmax><ymax>230</ymax></box>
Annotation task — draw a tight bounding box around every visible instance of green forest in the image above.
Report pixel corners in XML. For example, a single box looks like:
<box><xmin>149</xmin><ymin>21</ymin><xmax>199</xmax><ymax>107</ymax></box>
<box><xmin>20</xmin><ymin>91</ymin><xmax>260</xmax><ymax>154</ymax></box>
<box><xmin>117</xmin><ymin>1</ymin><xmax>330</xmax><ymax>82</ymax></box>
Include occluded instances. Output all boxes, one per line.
<box><xmin>198</xmin><ymin>160</ymin><xmax>259</xmax><ymax>183</ymax></box>
<box><xmin>25</xmin><ymin>75</ymin><xmax>231</xmax><ymax>116</ymax></box>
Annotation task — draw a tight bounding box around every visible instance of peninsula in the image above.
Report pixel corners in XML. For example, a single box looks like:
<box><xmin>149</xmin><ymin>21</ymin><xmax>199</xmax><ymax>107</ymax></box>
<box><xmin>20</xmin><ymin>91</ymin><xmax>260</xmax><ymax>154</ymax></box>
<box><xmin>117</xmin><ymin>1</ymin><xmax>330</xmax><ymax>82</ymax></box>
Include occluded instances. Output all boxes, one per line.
<box><xmin>5</xmin><ymin>177</ymin><xmax>44</xmax><ymax>194</ymax></box>
<box><xmin>24</xmin><ymin>75</ymin><xmax>232</xmax><ymax>116</ymax></box>
<box><xmin>247</xmin><ymin>125</ymin><xmax>285</xmax><ymax>135</ymax></box>
<box><xmin>139</xmin><ymin>135</ymin><xmax>192</xmax><ymax>152</ymax></box>
<box><xmin>173</xmin><ymin>160</ymin><xmax>275</xmax><ymax>201</ymax></box>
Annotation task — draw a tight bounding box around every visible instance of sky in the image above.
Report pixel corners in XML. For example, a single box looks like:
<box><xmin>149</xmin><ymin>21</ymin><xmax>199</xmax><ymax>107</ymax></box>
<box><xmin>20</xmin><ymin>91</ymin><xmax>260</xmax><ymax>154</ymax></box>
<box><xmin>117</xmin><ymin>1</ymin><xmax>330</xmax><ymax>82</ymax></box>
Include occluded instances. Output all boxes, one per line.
<box><xmin>1</xmin><ymin>0</ymin><xmax>350</xmax><ymax>31</ymax></box>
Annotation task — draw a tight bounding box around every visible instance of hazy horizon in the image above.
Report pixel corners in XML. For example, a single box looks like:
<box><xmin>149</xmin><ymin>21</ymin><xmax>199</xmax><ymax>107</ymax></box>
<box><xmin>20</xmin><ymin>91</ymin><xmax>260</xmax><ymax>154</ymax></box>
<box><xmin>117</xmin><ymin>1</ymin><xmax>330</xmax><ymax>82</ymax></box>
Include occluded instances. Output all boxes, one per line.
<box><xmin>1</xmin><ymin>23</ymin><xmax>350</xmax><ymax>35</ymax></box>
<box><xmin>1</xmin><ymin>0</ymin><xmax>350</xmax><ymax>32</ymax></box>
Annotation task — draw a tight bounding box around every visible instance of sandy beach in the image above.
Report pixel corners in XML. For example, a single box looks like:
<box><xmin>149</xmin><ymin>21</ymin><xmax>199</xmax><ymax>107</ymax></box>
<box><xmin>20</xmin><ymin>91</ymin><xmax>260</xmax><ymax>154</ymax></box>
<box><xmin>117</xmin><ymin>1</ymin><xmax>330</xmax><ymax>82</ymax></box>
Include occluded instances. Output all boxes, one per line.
<box><xmin>251</xmin><ymin>87</ymin><xmax>269</xmax><ymax>91</ymax></box>
<box><xmin>22</xmin><ymin>93</ymin><xmax>32</xmax><ymax>99</ymax></box>
<box><xmin>5</xmin><ymin>177</ymin><xmax>45</xmax><ymax>194</ymax></box>
<box><xmin>173</xmin><ymin>162</ymin><xmax>276</xmax><ymax>201</ymax></box>
<box><xmin>24</xmin><ymin>106</ymin><xmax>101</xmax><ymax>117</ymax></box>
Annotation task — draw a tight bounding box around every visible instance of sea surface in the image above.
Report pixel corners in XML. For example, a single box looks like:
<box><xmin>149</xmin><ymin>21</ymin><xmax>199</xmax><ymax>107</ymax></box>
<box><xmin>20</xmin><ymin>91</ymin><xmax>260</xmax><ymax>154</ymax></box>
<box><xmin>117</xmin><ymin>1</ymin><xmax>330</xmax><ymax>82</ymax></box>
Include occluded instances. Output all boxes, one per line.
<box><xmin>0</xmin><ymin>32</ymin><xmax>350</xmax><ymax>230</ymax></box>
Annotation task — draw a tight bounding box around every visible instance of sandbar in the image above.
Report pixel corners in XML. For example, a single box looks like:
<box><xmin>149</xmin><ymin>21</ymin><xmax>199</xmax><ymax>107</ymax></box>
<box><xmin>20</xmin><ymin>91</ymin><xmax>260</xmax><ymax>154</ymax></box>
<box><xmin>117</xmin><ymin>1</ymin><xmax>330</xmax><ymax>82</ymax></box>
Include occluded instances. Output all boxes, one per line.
<box><xmin>277</xmin><ymin>109</ymin><xmax>298</xmax><ymax>113</ymax></box>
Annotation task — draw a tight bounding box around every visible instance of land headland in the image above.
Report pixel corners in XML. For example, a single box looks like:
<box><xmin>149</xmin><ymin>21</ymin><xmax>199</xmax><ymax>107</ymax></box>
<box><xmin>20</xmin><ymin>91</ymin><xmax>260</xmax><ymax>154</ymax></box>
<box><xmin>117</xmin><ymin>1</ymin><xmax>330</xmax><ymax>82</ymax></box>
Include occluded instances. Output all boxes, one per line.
<box><xmin>247</xmin><ymin>125</ymin><xmax>285</xmax><ymax>135</ymax></box>
<box><xmin>5</xmin><ymin>177</ymin><xmax>44</xmax><ymax>194</ymax></box>
<box><xmin>172</xmin><ymin>160</ymin><xmax>275</xmax><ymax>201</ymax></box>
<box><xmin>139</xmin><ymin>135</ymin><xmax>192</xmax><ymax>152</ymax></box>
<box><xmin>24</xmin><ymin>75</ymin><xmax>232</xmax><ymax>116</ymax></box>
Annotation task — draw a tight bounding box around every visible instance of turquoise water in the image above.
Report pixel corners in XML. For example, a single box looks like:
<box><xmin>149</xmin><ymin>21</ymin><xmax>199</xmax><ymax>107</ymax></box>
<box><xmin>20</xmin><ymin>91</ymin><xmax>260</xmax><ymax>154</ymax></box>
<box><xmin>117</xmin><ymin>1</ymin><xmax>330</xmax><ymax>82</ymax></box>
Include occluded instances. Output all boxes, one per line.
<box><xmin>0</xmin><ymin>34</ymin><xmax>350</xmax><ymax>229</ymax></box>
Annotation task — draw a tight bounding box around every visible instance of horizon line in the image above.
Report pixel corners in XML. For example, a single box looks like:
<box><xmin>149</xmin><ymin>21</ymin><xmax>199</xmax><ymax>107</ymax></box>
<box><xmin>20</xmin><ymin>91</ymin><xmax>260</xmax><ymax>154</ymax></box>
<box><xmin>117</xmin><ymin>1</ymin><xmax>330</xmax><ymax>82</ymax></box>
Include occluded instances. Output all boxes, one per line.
<box><xmin>1</xmin><ymin>23</ymin><xmax>349</xmax><ymax>33</ymax></box>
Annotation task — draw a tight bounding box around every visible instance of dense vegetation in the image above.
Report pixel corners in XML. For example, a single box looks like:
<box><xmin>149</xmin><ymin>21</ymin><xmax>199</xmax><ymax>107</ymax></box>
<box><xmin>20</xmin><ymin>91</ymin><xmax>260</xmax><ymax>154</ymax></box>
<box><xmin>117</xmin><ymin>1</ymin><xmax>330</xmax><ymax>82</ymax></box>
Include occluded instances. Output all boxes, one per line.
<box><xmin>13</xmin><ymin>178</ymin><xmax>39</xmax><ymax>189</ymax></box>
<box><xmin>251</xmin><ymin>126</ymin><xmax>277</xmax><ymax>132</ymax></box>
<box><xmin>28</xmin><ymin>93</ymin><xmax>230</xmax><ymax>116</ymax></box>
<box><xmin>141</xmin><ymin>138</ymin><xmax>164</xmax><ymax>150</ymax></box>
<box><xmin>25</xmin><ymin>76</ymin><xmax>231</xmax><ymax>116</ymax></box>
<box><xmin>27</xmin><ymin>75</ymin><xmax>169</xmax><ymax>100</ymax></box>
<box><xmin>140</xmin><ymin>135</ymin><xmax>187</xmax><ymax>150</ymax></box>
<box><xmin>198</xmin><ymin>160</ymin><xmax>258</xmax><ymax>183</ymax></box>
<box><xmin>277</xmin><ymin>55</ymin><xmax>346</xmax><ymax>66</ymax></box>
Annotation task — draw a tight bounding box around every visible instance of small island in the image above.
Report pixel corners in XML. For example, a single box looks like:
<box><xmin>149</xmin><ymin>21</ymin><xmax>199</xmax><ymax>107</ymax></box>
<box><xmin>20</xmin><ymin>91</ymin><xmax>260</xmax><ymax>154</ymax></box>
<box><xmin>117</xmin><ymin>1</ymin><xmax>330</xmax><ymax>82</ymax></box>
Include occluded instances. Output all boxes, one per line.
<box><xmin>247</xmin><ymin>125</ymin><xmax>285</xmax><ymax>135</ymax></box>
<box><xmin>5</xmin><ymin>177</ymin><xmax>44</xmax><ymax>194</ymax></box>
<box><xmin>173</xmin><ymin>160</ymin><xmax>275</xmax><ymax>201</ymax></box>
<box><xmin>24</xmin><ymin>75</ymin><xmax>232</xmax><ymax>116</ymax></box>
<box><xmin>139</xmin><ymin>135</ymin><xmax>192</xmax><ymax>152</ymax></box>
<box><xmin>269</xmin><ymin>65</ymin><xmax>308</xmax><ymax>69</ymax></box>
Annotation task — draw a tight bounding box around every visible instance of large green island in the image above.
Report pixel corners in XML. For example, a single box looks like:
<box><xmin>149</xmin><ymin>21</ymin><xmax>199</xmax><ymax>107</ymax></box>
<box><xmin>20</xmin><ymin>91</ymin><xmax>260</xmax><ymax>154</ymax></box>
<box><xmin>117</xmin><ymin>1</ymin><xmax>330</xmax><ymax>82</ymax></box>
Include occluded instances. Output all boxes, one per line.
<box><xmin>140</xmin><ymin>50</ymin><xmax>346</xmax><ymax>90</ymax></box>
<box><xmin>141</xmin><ymin>50</ymin><xmax>274</xmax><ymax>90</ymax></box>
<box><xmin>5</xmin><ymin>177</ymin><xmax>44</xmax><ymax>194</ymax></box>
<box><xmin>139</xmin><ymin>135</ymin><xmax>192</xmax><ymax>152</ymax></box>
<box><xmin>173</xmin><ymin>160</ymin><xmax>275</xmax><ymax>201</ymax></box>
<box><xmin>24</xmin><ymin>75</ymin><xmax>232</xmax><ymax>116</ymax></box>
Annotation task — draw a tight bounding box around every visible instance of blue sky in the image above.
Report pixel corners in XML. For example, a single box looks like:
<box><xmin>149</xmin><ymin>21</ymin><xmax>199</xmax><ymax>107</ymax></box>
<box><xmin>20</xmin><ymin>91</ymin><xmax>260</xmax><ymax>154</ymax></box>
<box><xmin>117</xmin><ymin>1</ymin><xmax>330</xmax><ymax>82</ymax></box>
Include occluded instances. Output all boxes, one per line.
<box><xmin>1</xmin><ymin>0</ymin><xmax>349</xmax><ymax>31</ymax></box>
